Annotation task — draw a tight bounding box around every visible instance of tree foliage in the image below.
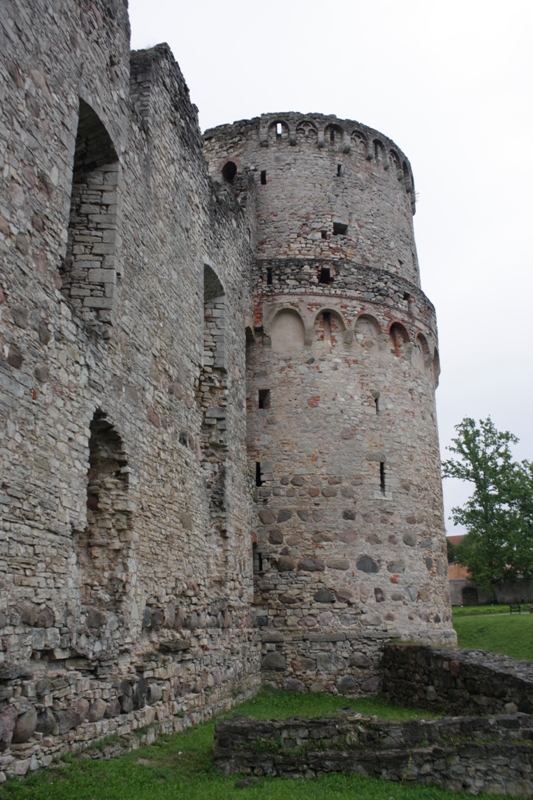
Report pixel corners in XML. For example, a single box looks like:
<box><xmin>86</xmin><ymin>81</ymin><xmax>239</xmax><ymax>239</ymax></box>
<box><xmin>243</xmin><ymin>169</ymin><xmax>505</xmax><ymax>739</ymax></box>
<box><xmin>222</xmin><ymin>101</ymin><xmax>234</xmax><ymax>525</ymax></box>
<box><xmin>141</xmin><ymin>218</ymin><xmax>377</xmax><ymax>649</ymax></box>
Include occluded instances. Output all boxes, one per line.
<box><xmin>442</xmin><ymin>417</ymin><xmax>533</xmax><ymax>589</ymax></box>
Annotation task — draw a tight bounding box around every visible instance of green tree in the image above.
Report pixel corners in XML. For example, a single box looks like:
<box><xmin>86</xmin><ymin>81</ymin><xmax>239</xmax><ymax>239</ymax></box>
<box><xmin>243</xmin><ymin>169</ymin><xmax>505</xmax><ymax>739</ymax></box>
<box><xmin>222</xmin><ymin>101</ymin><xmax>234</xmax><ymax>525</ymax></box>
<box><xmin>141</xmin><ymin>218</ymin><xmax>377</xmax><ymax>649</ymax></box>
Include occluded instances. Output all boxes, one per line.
<box><xmin>442</xmin><ymin>417</ymin><xmax>533</xmax><ymax>589</ymax></box>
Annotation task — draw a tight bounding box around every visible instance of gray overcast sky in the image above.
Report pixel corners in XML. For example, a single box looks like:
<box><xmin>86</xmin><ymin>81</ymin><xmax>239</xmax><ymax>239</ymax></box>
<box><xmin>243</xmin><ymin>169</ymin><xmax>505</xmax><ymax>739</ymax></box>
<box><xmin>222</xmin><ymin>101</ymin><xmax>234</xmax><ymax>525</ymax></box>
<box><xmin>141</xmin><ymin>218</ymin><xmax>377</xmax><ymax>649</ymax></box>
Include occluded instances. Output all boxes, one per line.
<box><xmin>129</xmin><ymin>0</ymin><xmax>533</xmax><ymax>533</ymax></box>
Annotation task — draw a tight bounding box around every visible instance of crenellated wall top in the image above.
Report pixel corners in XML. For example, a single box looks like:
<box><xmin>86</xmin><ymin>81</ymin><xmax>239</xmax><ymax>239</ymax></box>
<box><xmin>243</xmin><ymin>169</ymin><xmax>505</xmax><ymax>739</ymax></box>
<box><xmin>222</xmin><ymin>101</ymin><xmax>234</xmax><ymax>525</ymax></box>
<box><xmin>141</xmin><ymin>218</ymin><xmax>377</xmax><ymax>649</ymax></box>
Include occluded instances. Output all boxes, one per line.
<box><xmin>204</xmin><ymin>112</ymin><xmax>415</xmax><ymax>212</ymax></box>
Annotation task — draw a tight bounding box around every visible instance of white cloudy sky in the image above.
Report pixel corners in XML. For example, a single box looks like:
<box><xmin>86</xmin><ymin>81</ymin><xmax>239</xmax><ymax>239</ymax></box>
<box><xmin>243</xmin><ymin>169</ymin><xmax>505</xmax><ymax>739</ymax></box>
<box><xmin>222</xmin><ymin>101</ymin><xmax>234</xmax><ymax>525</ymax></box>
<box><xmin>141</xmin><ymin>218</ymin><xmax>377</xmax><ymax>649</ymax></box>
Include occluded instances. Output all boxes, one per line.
<box><xmin>129</xmin><ymin>0</ymin><xmax>533</xmax><ymax>533</ymax></box>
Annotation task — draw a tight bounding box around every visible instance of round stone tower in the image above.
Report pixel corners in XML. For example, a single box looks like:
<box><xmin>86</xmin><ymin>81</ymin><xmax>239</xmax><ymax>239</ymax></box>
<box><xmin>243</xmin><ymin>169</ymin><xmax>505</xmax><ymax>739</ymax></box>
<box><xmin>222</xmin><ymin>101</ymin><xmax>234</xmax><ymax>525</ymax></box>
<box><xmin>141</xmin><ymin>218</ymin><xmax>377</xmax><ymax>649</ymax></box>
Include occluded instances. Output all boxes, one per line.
<box><xmin>204</xmin><ymin>113</ymin><xmax>456</xmax><ymax>694</ymax></box>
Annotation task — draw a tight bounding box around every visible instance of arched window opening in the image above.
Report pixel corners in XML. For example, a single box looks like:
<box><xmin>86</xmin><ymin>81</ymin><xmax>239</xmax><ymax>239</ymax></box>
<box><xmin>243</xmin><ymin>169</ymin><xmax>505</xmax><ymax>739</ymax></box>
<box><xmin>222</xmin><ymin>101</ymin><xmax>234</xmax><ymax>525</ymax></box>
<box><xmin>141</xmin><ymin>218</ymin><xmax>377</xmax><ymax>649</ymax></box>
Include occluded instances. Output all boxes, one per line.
<box><xmin>78</xmin><ymin>410</ymin><xmax>132</xmax><ymax>612</ymax></box>
<box><xmin>413</xmin><ymin>334</ymin><xmax>431</xmax><ymax>371</ymax></box>
<box><xmin>200</xmin><ymin>266</ymin><xmax>228</xmax><ymax>580</ymax></box>
<box><xmin>314</xmin><ymin>310</ymin><xmax>344</xmax><ymax>349</ymax></box>
<box><xmin>351</xmin><ymin>130</ymin><xmax>367</xmax><ymax>156</ymax></box>
<box><xmin>270</xmin><ymin>309</ymin><xmax>305</xmax><ymax>354</ymax></box>
<box><xmin>60</xmin><ymin>100</ymin><xmax>119</xmax><ymax>326</ymax></box>
<box><xmin>296</xmin><ymin>122</ymin><xmax>318</xmax><ymax>142</ymax></box>
<box><xmin>221</xmin><ymin>161</ymin><xmax>237</xmax><ymax>183</ymax></box>
<box><xmin>203</xmin><ymin>265</ymin><xmax>226</xmax><ymax>371</ymax></box>
<box><xmin>269</xmin><ymin>120</ymin><xmax>289</xmax><ymax>143</ymax></box>
<box><xmin>374</xmin><ymin>139</ymin><xmax>385</xmax><ymax>163</ymax></box>
<box><xmin>389</xmin><ymin>322</ymin><xmax>409</xmax><ymax>357</ymax></box>
<box><xmin>326</xmin><ymin>124</ymin><xmax>343</xmax><ymax>146</ymax></box>
<box><xmin>354</xmin><ymin>314</ymin><xmax>380</xmax><ymax>349</ymax></box>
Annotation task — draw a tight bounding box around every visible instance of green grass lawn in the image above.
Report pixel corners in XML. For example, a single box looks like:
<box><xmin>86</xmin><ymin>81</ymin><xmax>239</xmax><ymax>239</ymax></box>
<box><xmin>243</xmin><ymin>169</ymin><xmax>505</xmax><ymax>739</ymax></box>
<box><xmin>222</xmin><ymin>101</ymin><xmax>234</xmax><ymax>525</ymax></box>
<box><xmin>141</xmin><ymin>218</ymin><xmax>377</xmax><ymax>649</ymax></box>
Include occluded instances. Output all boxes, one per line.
<box><xmin>453</xmin><ymin>608</ymin><xmax>533</xmax><ymax>659</ymax></box>
<box><xmin>453</xmin><ymin>603</ymin><xmax>532</xmax><ymax>617</ymax></box>
<box><xmin>0</xmin><ymin>689</ymin><xmax>495</xmax><ymax>800</ymax></box>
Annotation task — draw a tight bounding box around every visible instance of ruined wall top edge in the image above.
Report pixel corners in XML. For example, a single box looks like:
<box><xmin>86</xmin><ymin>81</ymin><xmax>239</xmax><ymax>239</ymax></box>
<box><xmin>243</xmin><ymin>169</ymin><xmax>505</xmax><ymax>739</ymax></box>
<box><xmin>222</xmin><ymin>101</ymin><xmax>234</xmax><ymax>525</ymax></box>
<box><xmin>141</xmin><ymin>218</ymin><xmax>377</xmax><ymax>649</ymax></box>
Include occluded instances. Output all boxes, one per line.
<box><xmin>204</xmin><ymin>112</ymin><xmax>415</xmax><ymax>203</ymax></box>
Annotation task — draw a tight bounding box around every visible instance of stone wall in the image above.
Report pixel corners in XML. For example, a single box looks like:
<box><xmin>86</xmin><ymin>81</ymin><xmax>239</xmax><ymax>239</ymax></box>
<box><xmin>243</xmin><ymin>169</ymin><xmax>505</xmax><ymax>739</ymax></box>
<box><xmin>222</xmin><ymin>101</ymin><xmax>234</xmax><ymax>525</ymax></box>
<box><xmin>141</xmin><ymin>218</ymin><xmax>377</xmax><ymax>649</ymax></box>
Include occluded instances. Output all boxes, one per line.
<box><xmin>1</xmin><ymin>0</ymin><xmax>457</xmax><ymax>780</ymax></box>
<box><xmin>382</xmin><ymin>644</ymin><xmax>533</xmax><ymax>715</ymax></box>
<box><xmin>0</xmin><ymin>0</ymin><xmax>259</xmax><ymax>780</ymax></box>
<box><xmin>204</xmin><ymin>114</ymin><xmax>455</xmax><ymax>693</ymax></box>
<box><xmin>214</xmin><ymin>712</ymin><xmax>533</xmax><ymax>796</ymax></box>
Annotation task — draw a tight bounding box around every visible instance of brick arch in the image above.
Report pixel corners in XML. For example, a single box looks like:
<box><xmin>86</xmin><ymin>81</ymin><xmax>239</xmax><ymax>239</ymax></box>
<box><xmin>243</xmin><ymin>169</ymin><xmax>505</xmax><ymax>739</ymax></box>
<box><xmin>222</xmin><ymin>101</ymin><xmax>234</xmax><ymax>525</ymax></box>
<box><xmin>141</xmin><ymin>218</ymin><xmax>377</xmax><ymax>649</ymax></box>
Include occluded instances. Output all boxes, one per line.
<box><xmin>354</xmin><ymin>313</ymin><xmax>382</xmax><ymax>349</ymax></box>
<box><xmin>389</xmin><ymin>321</ymin><xmax>410</xmax><ymax>357</ymax></box>
<box><xmin>313</xmin><ymin>308</ymin><xmax>346</xmax><ymax>348</ymax></box>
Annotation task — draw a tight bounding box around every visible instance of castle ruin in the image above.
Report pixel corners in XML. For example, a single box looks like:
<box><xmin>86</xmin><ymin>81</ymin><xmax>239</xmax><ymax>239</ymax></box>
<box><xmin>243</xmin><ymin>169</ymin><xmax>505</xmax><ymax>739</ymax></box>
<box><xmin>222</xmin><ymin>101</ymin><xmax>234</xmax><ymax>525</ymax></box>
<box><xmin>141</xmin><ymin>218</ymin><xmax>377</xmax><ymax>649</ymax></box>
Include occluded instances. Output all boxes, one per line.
<box><xmin>0</xmin><ymin>0</ymin><xmax>455</xmax><ymax>777</ymax></box>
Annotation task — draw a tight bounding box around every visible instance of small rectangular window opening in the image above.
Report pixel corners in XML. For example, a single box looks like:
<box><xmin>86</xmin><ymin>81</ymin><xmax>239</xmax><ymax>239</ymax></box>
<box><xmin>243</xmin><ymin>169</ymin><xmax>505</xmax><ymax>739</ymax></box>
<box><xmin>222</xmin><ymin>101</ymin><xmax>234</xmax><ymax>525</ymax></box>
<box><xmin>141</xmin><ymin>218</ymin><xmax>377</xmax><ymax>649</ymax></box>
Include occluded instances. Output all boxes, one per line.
<box><xmin>256</xmin><ymin>462</ymin><xmax>263</xmax><ymax>487</ymax></box>
<box><xmin>321</xmin><ymin>230</ymin><xmax>327</xmax><ymax>240</ymax></box>
<box><xmin>260</xmin><ymin>170</ymin><xmax>267</xmax><ymax>185</ymax></box>
<box><xmin>373</xmin><ymin>392</ymin><xmax>380</xmax><ymax>415</ymax></box>
<box><xmin>258</xmin><ymin>389</ymin><xmax>270</xmax><ymax>409</ymax></box>
<box><xmin>333</xmin><ymin>222</ymin><xmax>348</xmax><ymax>236</ymax></box>
<box><xmin>403</xmin><ymin>291</ymin><xmax>411</xmax><ymax>301</ymax></box>
<box><xmin>330</xmin><ymin>128</ymin><xmax>335</xmax><ymax>143</ymax></box>
<box><xmin>380</xmin><ymin>462</ymin><xmax>386</xmax><ymax>494</ymax></box>
<box><xmin>337</xmin><ymin>164</ymin><xmax>342</xmax><ymax>177</ymax></box>
<box><xmin>323</xmin><ymin>312</ymin><xmax>331</xmax><ymax>342</ymax></box>
<box><xmin>276</xmin><ymin>122</ymin><xmax>282</xmax><ymax>137</ymax></box>
<box><xmin>266</xmin><ymin>267</ymin><xmax>273</xmax><ymax>285</ymax></box>
<box><xmin>319</xmin><ymin>267</ymin><xmax>331</xmax><ymax>284</ymax></box>
<box><xmin>253</xmin><ymin>544</ymin><xmax>264</xmax><ymax>574</ymax></box>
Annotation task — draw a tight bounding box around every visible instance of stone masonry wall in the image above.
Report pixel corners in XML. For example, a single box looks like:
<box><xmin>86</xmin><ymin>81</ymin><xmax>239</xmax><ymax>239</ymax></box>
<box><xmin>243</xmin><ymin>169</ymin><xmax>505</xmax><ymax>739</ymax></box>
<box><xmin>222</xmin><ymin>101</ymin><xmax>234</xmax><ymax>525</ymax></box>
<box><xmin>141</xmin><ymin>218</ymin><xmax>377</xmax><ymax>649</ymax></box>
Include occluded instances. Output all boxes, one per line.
<box><xmin>382</xmin><ymin>644</ymin><xmax>533</xmax><ymax>715</ymax></box>
<box><xmin>0</xmin><ymin>0</ymin><xmax>259</xmax><ymax>781</ymax></box>
<box><xmin>204</xmin><ymin>113</ymin><xmax>455</xmax><ymax>694</ymax></box>
<box><xmin>1</xmin><ymin>0</ymin><xmax>457</xmax><ymax>781</ymax></box>
<box><xmin>204</xmin><ymin>113</ymin><xmax>418</xmax><ymax>282</ymax></box>
<box><xmin>214</xmin><ymin>712</ymin><xmax>533</xmax><ymax>796</ymax></box>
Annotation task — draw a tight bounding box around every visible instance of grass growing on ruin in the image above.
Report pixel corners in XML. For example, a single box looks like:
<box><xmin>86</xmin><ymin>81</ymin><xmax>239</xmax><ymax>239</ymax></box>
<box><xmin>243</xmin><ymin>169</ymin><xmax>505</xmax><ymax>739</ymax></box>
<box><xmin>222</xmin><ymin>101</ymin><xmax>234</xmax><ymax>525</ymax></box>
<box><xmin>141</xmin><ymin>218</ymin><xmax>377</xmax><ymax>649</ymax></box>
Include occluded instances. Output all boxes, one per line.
<box><xmin>453</xmin><ymin>603</ymin><xmax>531</xmax><ymax>617</ymax></box>
<box><xmin>230</xmin><ymin>687</ymin><xmax>438</xmax><ymax>721</ymax></box>
<box><xmin>453</xmin><ymin>610</ymin><xmax>533</xmax><ymax>660</ymax></box>
<box><xmin>2</xmin><ymin>691</ymin><xmax>473</xmax><ymax>800</ymax></box>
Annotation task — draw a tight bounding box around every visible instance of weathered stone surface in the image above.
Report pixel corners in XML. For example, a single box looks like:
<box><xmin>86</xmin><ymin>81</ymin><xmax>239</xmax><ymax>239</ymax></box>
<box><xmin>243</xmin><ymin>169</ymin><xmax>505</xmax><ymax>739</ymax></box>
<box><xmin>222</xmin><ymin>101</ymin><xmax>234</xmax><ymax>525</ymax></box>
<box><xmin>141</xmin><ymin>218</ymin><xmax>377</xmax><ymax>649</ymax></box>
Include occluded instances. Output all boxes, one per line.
<box><xmin>262</xmin><ymin>652</ymin><xmax>286</xmax><ymax>670</ymax></box>
<box><xmin>215</xmin><ymin>711</ymin><xmax>533</xmax><ymax>797</ymax></box>
<box><xmin>55</xmin><ymin>709</ymin><xmax>81</xmax><ymax>735</ymax></box>
<box><xmin>284</xmin><ymin>677</ymin><xmax>305</xmax><ymax>692</ymax></box>
<box><xmin>86</xmin><ymin>608</ymin><xmax>106</xmax><ymax>628</ymax></box>
<box><xmin>88</xmin><ymin>699</ymin><xmax>107</xmax><ymax>722</ymax></box>
<box><xmin>387</xmin><ymin>560</ymin><xmax>405</xmax><ymax>573</ymax></box>
<box><xmin>276</xmin><ymin>556</ymin><xmax>297</xmax><ymax>572</ymax></box>
<box><xmin>326</xmin><ymin>558</ymin><xmax>350</xmax><ymax>570</ymax></box>
<box><xmin>356</xmin><ymin>556</ymin><xmax>379</xmax><ymax>573</ymax></box>
<box><xmin>314</xmin><ymin>589</ymin><xmax>336</xmax><ymax>603</ymax></box>
<box><xmin>0</xmin><ymin>707</ymin><xmax>17</xmax><ymax>750</ymax></box>
<box><xmin>36</xmin><ymin>708</ymin><xmax>56</xmax><ymax>735</ymax></box>
<box><xmin>277</xmin><ymin>510</ymin><xmax>292</xmax><ymax>523</ymax></box>
<box><xmin>268</xmin><ymin>528</ymin><xmax>283</xmax><ymax>544</ymax></box>
<box><xmin>258</xmin><ymin>509</ymin><xmax>276</xmax><ymax>525</ymax></box>
<box><xmin>13</xmin><ymin>708</ymin><xmax>38</xmax><ymax>743</ymax></box>
<box><xmin>147</xmin><ymin>683</ymin><xmax>163</xmax><ymax>704</ymax></box>
<box><xmin>337</xmin><ymin>675</ymin><xmax>358</xmax><ymax>693</ymax></box>
<box><xmin>0</xmin><ymin>0</ymin><xmax>455</xmax><ymax>775</ymax></box>
<box><xmin>35</xmin><ymin>606</ymin><xmax>55</xmax><ymax>628</ymax></box>
<box><xmin>349</xmin><ymin>652</ymin><xmax>371</xmax><ymax>667</ymax></box>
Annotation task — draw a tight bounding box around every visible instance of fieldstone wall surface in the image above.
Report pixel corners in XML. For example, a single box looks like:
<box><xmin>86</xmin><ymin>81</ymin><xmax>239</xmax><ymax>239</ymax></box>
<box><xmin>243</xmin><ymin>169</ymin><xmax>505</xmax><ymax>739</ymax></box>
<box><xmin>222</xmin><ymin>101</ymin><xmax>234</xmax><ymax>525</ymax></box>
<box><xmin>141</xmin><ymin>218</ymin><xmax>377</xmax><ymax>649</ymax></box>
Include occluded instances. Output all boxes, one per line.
<box><xmin>383</xmin><ymin>644</ymin><xmax>533</xmax><ymax>715</ymax></box>
<box><xmin>214</xmin><ymin>713</ymin><xmax>533</xmax><ymax>796</ymax></box>
<box><xmin>0</xmin><ymin>0</ymin><xmax>259</xmax><ymax>781</ymax></box>
<box><xmin>1</xmin><ymin>0</ymin><xmax>455</xmax><ymax>780</ymax></box>
<box><xmin>204</xmin><ymin>115</ymin><xmax>456</xmax><ymax>692</ymax></box>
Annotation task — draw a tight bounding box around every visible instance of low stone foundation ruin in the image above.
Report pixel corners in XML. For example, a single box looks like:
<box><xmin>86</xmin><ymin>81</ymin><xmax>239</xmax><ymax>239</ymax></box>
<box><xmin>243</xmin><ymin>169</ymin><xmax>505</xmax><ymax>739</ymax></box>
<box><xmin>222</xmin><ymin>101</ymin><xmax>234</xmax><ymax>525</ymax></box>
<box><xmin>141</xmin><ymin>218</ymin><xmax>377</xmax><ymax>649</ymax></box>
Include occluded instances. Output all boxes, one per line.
<box><xmin>214</xmin><ymin>712</ymin><xmax>533</xmax><ymax>796</ymax></box>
